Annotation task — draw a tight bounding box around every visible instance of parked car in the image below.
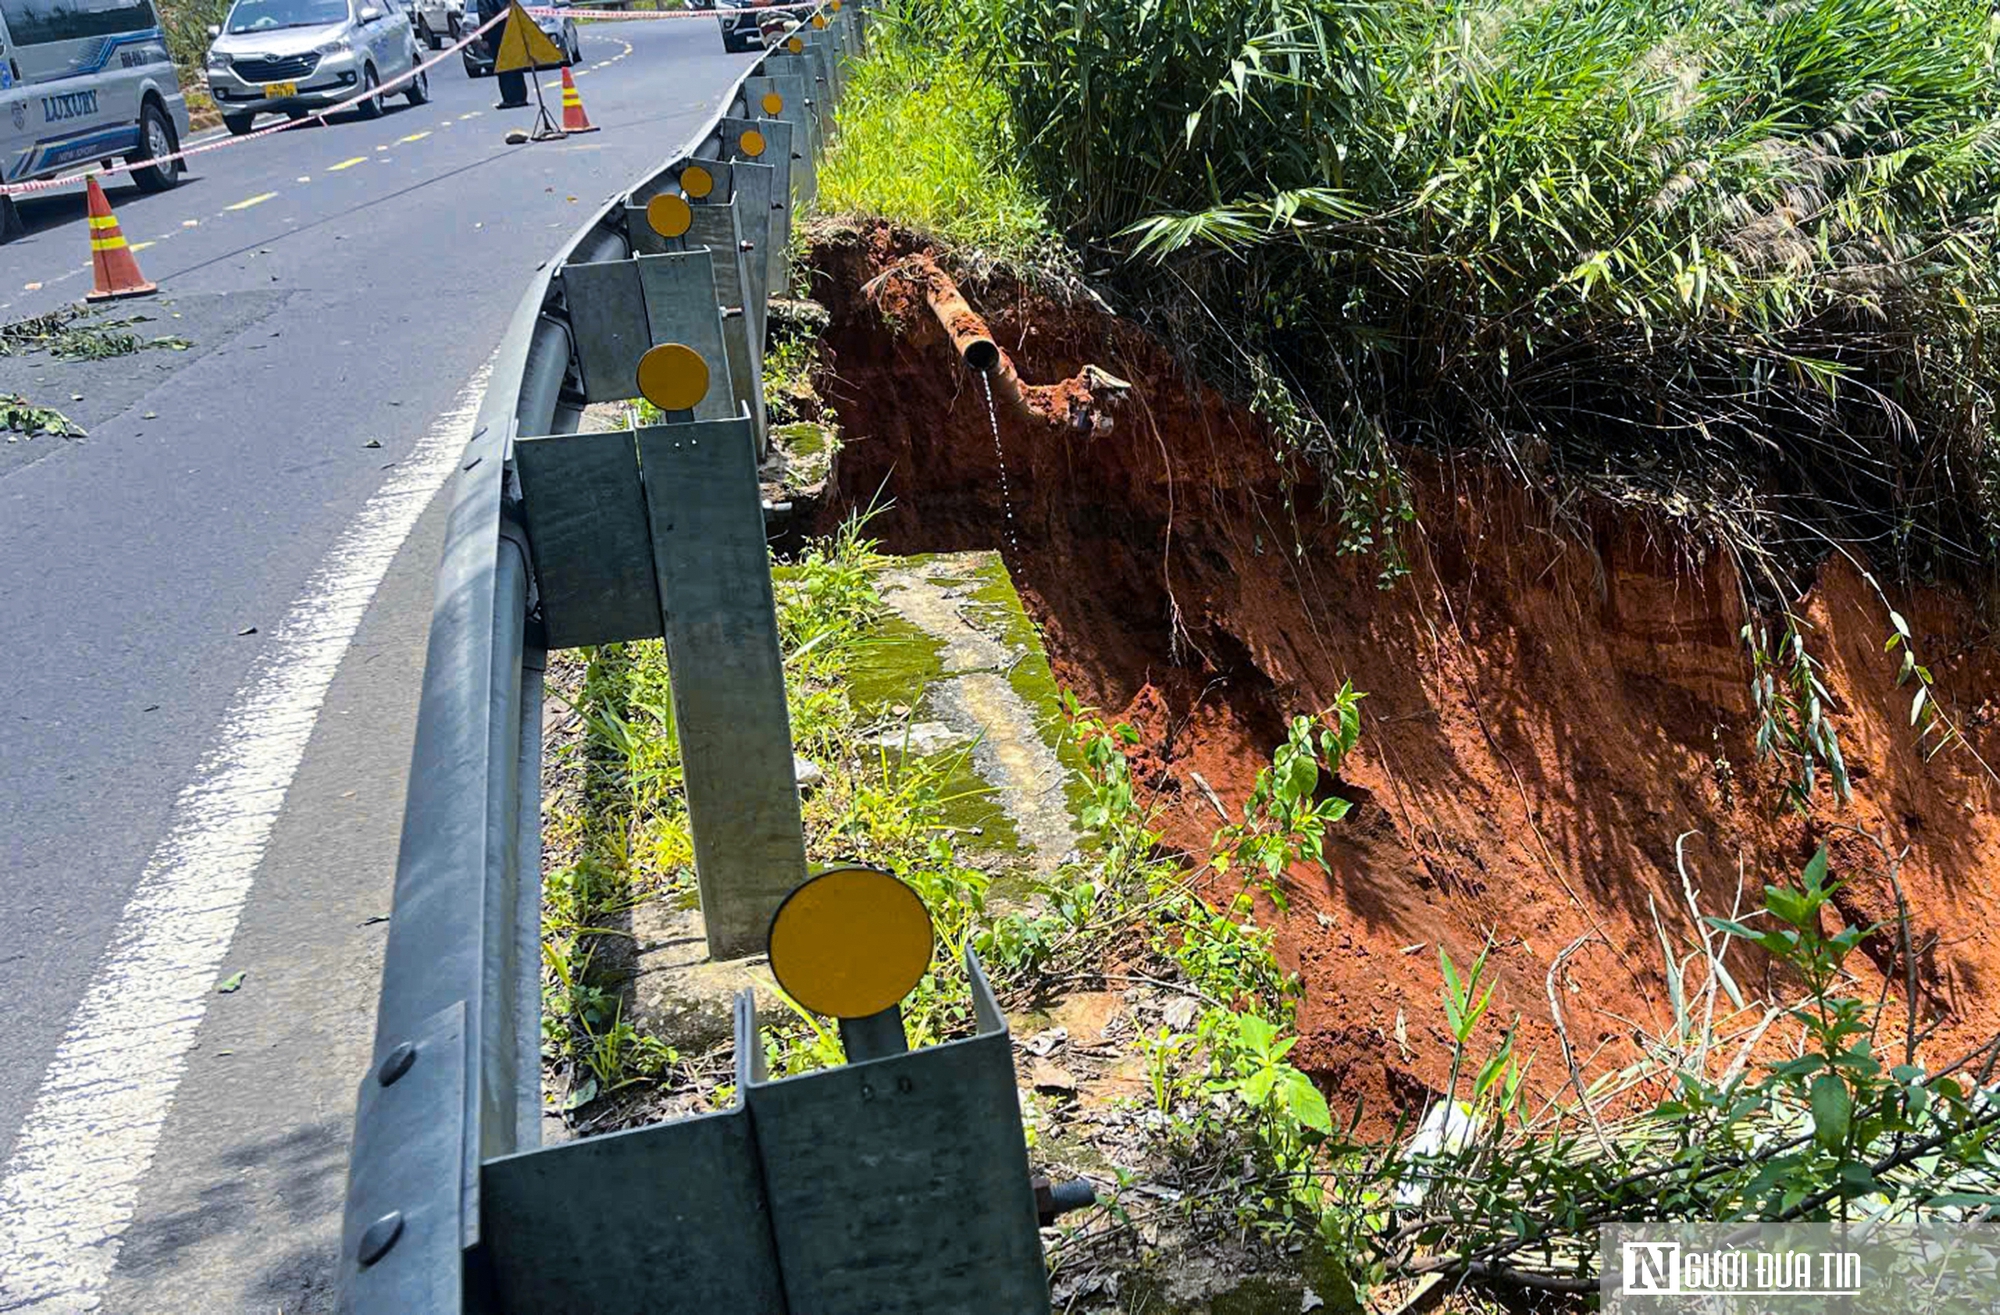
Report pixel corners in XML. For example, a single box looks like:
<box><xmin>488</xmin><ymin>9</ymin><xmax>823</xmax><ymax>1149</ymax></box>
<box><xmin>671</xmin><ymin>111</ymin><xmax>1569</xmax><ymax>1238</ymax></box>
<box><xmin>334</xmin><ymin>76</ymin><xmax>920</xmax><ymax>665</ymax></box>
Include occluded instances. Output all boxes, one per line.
<box><xmin>461</xmin><ymin>0</ymin><xmax>577</xmax><ymax>75</ymax></box>
<box><xmin>0</xmin><ymin>0</ymin><xmax>190</xmax><ymax>195</ymax></box>
<box><xmin>412</xmin><ymin>0</ymin><xmax>463</xmax><ymax>48</ymax></box>
<box><xmin>718</xmin><ymin>0</ymin><xmax>781</xmax><ymax>53</ymax></box>
<box><xmin>206</xmin><ymin>0</ymin><xmax>429</xmax><ymax>135</ymax></box>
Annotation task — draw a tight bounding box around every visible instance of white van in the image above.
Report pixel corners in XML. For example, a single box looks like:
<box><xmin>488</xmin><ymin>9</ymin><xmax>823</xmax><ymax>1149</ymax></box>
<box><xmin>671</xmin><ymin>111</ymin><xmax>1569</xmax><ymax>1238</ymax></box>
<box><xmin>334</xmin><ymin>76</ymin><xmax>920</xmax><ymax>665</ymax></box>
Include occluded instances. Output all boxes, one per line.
<box><xmin>0</xmin><ymin>0</ymin><xmax>190</xmax><ymax>197</ymax></box>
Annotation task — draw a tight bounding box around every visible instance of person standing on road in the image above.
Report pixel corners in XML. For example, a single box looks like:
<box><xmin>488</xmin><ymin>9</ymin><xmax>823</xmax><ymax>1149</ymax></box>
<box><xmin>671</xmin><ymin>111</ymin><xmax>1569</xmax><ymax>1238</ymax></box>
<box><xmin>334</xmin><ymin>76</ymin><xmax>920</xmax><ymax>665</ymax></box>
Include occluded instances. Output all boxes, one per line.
<box><xmin>475</xmin><ymin>0</ymin><xmax>530</xmax><ymax>108</ymax></box>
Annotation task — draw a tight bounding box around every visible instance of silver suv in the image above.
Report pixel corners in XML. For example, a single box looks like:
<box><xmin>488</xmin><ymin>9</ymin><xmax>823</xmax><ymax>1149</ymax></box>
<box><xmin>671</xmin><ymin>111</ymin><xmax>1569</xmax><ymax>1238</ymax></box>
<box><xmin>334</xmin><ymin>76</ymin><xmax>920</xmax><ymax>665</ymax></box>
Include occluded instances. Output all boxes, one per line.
<box><xmin>206</xmin><ymin>0</ymin><xmax>429</xmax><ymax>136</ymax></box>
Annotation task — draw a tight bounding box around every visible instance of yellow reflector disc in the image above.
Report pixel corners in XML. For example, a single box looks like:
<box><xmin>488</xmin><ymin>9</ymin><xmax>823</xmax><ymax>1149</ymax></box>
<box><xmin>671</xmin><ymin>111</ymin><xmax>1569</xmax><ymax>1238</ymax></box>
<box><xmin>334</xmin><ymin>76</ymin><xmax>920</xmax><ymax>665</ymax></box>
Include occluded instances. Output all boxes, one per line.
<box><xmin>767</xmin><ymin>867</ymin><xmax>934</xmax><ymax>1019</ymax></box>
<box><xmin>830</xmin><ymin>1</ymin><xmax>841</xmax><ymax>10</ymax></box>
<box><xmin>680</xmin><ymin>163</ymin><xmax>714</xmax><ymax>199</ymax></box>
<box><xmin>811</xmin><ymin>13</ymin><xmax>826</xmax><ymax>27</ymax></box>
<box><xmin>761</xmin><ymin>91</ymin><xmax>784</xmax><ymax>115</ymax></box>
<box><xmin>786</xmin><ymin>35</ymin><xmax>803</xmax><ymax>52</ymax></box>
<box><xmin>739</xmin><ymin>129</ymin><xmax>766</xmax><ymax>158</ymax></box>
<box><xmin>636</xmin><ymin>343</ymin><xmax>709</xmax><ymax>413</ymax></box>
<box><xmin>646</xmin><ymin>193</ymin><xmax>692</xmax><ymax>238</ymax></box>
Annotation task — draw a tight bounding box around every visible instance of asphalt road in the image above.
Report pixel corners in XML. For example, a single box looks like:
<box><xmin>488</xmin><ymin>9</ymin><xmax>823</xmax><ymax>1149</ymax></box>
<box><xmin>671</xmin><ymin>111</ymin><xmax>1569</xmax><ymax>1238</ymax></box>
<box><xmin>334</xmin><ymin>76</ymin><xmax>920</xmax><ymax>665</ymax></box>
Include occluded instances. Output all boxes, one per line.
<box><xmin>0</xmin><ymin>18</ymin><xmax>755</xmax><ymax>1310</ymax></box>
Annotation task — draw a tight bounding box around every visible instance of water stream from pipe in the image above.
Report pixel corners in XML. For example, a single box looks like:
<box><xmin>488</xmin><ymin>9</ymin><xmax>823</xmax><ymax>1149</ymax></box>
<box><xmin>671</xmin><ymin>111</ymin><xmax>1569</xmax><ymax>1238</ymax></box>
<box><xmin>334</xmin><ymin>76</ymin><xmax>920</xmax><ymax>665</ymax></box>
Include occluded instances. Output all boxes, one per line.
<box><xmin>980</xmin><ymin>372</ymin><xmax>1018</xmax><ymax>554</ymax></box>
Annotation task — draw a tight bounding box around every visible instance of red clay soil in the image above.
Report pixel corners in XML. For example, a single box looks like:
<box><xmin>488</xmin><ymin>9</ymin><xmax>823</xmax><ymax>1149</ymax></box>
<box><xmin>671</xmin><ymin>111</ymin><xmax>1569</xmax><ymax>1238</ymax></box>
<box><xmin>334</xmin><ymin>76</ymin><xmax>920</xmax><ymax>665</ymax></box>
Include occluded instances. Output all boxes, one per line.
<box><xmin>806</xmin><ymin>224</ymin><xmax>2000</xmax><ymax>1120</ymax></box>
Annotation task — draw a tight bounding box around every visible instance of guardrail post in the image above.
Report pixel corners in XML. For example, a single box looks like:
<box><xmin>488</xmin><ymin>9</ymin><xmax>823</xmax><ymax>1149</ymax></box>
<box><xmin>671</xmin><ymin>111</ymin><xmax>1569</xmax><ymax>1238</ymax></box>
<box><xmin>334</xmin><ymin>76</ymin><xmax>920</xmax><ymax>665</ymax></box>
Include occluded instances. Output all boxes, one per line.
<box><xmin>739</xmin><ymin>76</ymin><xmax>805</xmax><ymax>259</ymax></box>
<box><xmin>530</xmin><ymin>239</ymin><xmax>808</xmax><ymax>960</ymax></box>
<box><xmin>744</xmin><ymin>952</ymin><xmax>1052</xmax><ymax>1314</ymax></box>
<box><xmin>561</xmin><ymin>245</ymin><xmax>738</xmax><ymax>421</ymax></box>
<box><xmin>807</xmin><ymin>31</ymin><xmax>841</xmax><ymax>106</ymax></box>
<box><xmin>834</xmin><ymin>4</ymin><xmax>859</xmax><ymax>63</ymax></box>
<box><xmin>687</xmin><ymin>192</ymin><xmax>768</xmax><ymax>456</ymax></box>
<box><xmin>776</xmin><ymin>36</ymin><xmax>836</xmax><ymax>131</ymax></box>
<box><xmin>345</xmin><ymin>24</ymin><xmax>1058</xmax><ymax>1311</ymax></box>
<box><xmin>637</xmin><ymin>413</ymin><xmax>809</xmax><ymax>959</ymax></box>
<box><xmin>727</xmin><ymin>156</ymin><xmax>777</xmax><ymax>330</ymax></box>
<box><xmin>717</xmin><ymin>113</ymin><xmax>789</xmax><ymax>356</ymax></box>
<box><xmin>754</xmin><ymin>59</ymin><xmax>819</xmax><ymax>204</ymax></box>
<box><xmin>472</xmin><ymin>955</ymin><xmax>1050</xmax><ymax>1313</ymax></box>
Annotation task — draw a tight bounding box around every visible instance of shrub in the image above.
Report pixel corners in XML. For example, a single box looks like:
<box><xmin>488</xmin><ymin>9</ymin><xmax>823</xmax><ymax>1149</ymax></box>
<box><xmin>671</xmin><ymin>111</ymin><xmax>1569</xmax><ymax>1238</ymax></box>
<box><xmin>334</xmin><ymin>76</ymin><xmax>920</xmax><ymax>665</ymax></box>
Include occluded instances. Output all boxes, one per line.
<box><xmin>930</xmin><ymin>0</ymin><xmax>2000</xmax><ymax>587</ymax></box>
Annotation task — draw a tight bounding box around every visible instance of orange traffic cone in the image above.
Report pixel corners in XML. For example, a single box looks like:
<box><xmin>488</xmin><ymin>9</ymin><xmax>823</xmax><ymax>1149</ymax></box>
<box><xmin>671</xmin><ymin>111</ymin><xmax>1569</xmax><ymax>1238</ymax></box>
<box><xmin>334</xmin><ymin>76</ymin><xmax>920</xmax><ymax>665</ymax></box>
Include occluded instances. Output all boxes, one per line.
<box><xmin>84</xmin><ymin>177</ymin><xmax>155</xmax><ymax>301</ymax></box>
<box><xmin>559</xmin><ymin>66</ymin><xmax>598</xmax><ymax>135</ymax></box>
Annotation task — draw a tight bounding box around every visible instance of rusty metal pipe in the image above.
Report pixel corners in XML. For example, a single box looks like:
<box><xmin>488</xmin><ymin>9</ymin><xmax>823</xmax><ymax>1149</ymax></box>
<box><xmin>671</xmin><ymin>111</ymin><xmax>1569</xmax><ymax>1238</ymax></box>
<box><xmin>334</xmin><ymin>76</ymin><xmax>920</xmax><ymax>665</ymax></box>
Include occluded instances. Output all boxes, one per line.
<box><xmin>921</xmin><ymin>273</ymin><xmax>1002</xmax><ymax>374</ymax></box>
<box><xmin>882</xmin><ymin>256</ymin><xmax>1130</xmax><ymax>433</ymax></box>
<box><xmin>987</xmin><ymin>354</ymin><xmax>1035</xmax><ymax>419</ymax></box>
<box><xmin>919</xmin><ymin>273</ymin><xmax>1047</xmax><ymax>430</ymax></box>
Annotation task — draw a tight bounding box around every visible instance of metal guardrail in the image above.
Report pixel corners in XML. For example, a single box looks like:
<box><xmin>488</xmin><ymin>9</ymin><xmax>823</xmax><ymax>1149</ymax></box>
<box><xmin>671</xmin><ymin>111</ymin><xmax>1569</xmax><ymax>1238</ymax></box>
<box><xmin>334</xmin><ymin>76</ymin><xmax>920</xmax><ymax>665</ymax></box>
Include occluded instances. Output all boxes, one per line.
<box><xmin>337</xmin><ymin>7</ymin><xmax>1059</xmax><ymax>1311</ymax></box>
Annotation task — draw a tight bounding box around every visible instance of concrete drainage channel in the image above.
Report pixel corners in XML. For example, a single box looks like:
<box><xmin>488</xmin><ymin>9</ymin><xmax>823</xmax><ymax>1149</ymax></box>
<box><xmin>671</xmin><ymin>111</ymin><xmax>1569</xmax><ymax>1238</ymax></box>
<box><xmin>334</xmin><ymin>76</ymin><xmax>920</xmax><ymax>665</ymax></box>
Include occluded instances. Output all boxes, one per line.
<box><xmin>338</xmin><ymin>5</ymin><xmax>1079</xmax><ymax>1310</ymax></box>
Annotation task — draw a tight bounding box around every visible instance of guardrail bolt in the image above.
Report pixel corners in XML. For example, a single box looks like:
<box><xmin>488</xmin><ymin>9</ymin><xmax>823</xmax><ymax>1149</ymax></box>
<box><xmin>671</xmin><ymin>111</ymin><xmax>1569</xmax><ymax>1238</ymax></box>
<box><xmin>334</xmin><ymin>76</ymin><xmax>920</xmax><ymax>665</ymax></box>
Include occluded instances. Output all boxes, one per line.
<box><xmin>376</xmin><ymin>1042</ymin><xmax>417</xmax><ymax>1087</ymax></box>
<box><xmin>1032</xmin><ymin>1176</ymin><xmax>1098</xmax><ymax>1226</ymax></box>
<box><xmin>358</xmin><ymin>1210</ymin><xmax>405</xmax><ymax>1266</ymax></box>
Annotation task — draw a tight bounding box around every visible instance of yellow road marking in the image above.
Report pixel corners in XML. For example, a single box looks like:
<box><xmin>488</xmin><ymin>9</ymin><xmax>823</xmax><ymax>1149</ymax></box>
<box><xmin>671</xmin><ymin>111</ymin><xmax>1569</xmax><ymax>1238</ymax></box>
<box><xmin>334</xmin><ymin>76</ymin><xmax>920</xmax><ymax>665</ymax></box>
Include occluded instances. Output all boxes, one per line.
<box><xmin>129</xmin><ymin>241</ymin><xmax>155</xmax><ymax>252</ymax></box>
<box><xmin>459</xmin><ymin>110</ymin><xmax>481</xmax><ymax>119</ymax></box>
<box><xmin>398</xmin><ymin>130</ymin><xmax>431</xmax><ymax>142</ymax></box>
<box><xmin>374</xmin><ymin>144</ymin><xmax>389</xmax><ymax>151</ymax></box>
<box><xmin>296</xmin><ymin>175</ymin><xmax>311</xmax><ymax>182</ymax></box>
<box><xmin>328</xmin><ymin>156</ymin><xmax>366</xmax><ymax>170</ymax></box>
<box><xmin>225</xmin><ymin>192</ymin><xmax>277</xmax><ymax>210</ymax></box>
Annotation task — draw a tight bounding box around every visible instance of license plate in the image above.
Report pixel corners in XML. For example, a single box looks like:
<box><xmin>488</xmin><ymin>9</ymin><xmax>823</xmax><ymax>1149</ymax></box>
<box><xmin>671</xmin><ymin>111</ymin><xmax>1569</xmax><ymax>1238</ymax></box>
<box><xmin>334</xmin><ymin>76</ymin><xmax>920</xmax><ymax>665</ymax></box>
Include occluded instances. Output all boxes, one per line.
<box><xmin>262</xmin><ymin>81</ymin><xmax>297</xmax><ymax>98</ymax></box>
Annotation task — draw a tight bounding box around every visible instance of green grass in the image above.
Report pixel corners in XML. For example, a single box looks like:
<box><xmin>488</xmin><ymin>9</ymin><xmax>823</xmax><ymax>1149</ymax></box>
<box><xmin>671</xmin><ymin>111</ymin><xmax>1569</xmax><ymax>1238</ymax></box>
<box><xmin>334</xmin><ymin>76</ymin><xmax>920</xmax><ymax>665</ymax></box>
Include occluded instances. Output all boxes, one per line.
<box><xmin>817</xmin><ymin>6</ymin><xmax>1052</xmax><ymax>263</ymax></box>
<box><xmin>763</xmin><ymin>316</ymin><xmax>823</xmax><ymax>426</ymax></box>
<box><xmin>542</xmin><ymin>518</ymin><xmax>1014</xmax><ymax>1104</ymax></box>
<box><xmin>911</xmin><ymin>0</ymin><xmax>2000</xmax><ymax>588</ymax></box>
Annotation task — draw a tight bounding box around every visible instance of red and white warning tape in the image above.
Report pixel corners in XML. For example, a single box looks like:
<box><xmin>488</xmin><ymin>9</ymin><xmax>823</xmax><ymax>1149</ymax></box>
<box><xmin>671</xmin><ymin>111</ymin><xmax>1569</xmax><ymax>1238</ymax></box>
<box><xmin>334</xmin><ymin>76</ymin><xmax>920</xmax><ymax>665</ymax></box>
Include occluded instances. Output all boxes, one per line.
<box><xmin>0</xmin><ymin>0</ymin><xmax>830</xmax><ymax>198</ymax></box>
<box><xmin>524</xmin><ymin>4</ymin><xmax>813</xmax><ymax>16</ymax></box>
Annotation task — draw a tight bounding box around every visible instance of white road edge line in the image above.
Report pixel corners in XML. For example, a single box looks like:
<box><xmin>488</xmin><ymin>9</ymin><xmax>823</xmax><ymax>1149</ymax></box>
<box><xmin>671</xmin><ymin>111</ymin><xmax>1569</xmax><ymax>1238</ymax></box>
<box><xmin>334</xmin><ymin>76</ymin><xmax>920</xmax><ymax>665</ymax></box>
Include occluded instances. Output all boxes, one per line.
<box><xmin>0</xmin><ymin>356</ymin><xmax>495</xmax><ymax>1313</ymax></box>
